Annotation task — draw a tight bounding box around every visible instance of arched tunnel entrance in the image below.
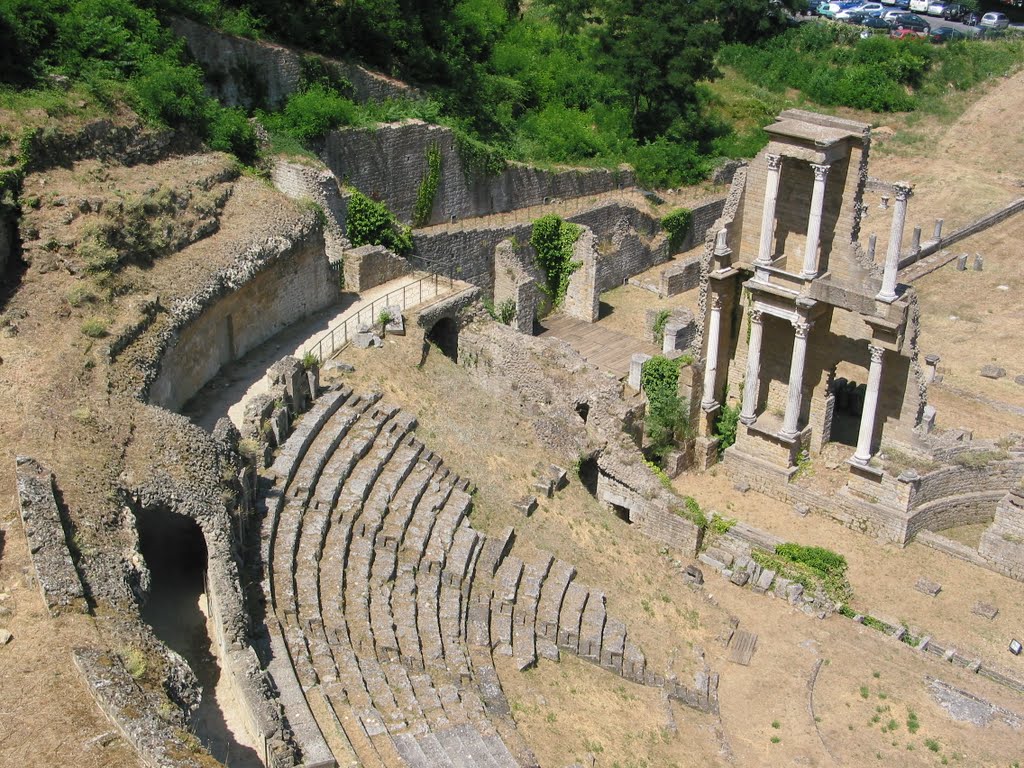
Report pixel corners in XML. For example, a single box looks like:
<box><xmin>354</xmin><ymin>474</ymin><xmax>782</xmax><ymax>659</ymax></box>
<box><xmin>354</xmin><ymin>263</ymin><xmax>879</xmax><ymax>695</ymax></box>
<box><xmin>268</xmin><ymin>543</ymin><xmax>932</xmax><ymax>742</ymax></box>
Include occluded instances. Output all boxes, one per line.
<box><xmin>426</xmin><ymin>317</ymin><xmax>459</xmax><ymax>363</ymax></box>
<box><xmin>136</xmin><ymin>506</ymin><xmax>262</xmax><ymax>767</ymax></box>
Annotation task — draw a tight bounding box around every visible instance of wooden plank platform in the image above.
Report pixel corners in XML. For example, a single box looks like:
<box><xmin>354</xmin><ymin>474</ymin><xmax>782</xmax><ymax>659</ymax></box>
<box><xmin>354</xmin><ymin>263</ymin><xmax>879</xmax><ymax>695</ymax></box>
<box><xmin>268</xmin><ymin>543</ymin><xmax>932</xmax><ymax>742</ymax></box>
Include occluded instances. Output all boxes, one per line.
<box><xmin>728</xmin><ymin>629</ymin><xmax>758</xmax><ymax>666</ymax></box>
<box><xmin>536</xmin><ymin>314</ymin><xmax>659</xmax><ymax>379</ymax></box>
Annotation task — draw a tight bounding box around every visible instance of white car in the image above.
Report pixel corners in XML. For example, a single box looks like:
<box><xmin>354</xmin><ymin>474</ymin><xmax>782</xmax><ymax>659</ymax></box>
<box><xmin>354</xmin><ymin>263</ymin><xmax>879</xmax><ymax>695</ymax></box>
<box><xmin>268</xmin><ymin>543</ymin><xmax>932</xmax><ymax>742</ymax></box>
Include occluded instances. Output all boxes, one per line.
<box><xmin>835</xmin><ymin>1</ymin><xmax>884</xmax><ymax>17</ymax></box>
<box><xmin>908</xmin><ymin>0</ymin><xmax>929</xmax><ymax>11</ymax></box>
<box><xmin>978</xmin><ymin>11</ymin><xmax>1009</xmax><ymax>29</ymax></box>
<box><xmin>926</xmin><ymin>1</ymin><xmax>947</xmax><ymax>15</ymax></box>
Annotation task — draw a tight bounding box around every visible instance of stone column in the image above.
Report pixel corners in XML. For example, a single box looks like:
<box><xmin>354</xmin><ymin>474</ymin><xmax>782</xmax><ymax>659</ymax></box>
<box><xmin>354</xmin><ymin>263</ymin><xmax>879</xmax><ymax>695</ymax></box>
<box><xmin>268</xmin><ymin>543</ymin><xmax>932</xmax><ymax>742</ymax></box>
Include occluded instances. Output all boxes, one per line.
<box><xmin>801</xmin><ymin>163</ymin><xmax>830</xmax><ymax>278</ymax></box>
<box><xmin>852</xmin><ymin>344</ymin><xmax>885</xmax><ymax>465</ymax></box>
<box><xmin>701</xmin><ymin>295</ymin><xmax>724</xmax><ymax>411</ymax></box>
<box><xmin>740</xmin><ymin>309</ymin><xmax>764</xmax><ymax>425</ymax></box>
<box><xmin>780</xmin><ymin>319</ymin><xmax>813</xmax><ymax>438</ymax></box>
<box><xmin>756</xmin><ymin>154</ymin><xmax>783</xmax><ymax>266</ymax></box>
<box><xmin>877</xmin><ymin>183</ymin><xmax>912</xmax><ymax>303</ymax></box>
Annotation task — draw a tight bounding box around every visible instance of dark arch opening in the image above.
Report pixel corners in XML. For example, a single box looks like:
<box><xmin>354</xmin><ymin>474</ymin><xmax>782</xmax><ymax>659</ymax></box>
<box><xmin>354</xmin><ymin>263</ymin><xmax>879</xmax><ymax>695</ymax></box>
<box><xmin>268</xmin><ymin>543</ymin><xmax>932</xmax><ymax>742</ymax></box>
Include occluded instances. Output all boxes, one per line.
<box><xmin>610</xmin><ymin>502</ymin><xmax>631</xmax><ymax>524</ymax></box>
<box><xmin>136</xmin><ymin>507</ymin><xmax>261</xmax><ymax>767</ymax></box>
<box><xmin>575</xmin><ymin>401</ymin><xmax>590</xmax><ymax>424</ymax></box>
<box><xmin>578</xmin><ymin>456</ymin><xmax>599</xmax><ymax>497</ymax></box>
<box><xmin>426</xmin><ymin>317</ymin><xmax>459</xmax><ymax>363</ymax></box>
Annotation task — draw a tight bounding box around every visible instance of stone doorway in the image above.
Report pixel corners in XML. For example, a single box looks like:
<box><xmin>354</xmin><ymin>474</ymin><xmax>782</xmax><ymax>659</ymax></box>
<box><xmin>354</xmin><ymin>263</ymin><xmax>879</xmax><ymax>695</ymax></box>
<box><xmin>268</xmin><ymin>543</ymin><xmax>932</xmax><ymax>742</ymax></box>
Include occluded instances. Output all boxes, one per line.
<box><xmin>426</xmin><ymin>317</ymin><xmax>459</xmax><ymax>363</ymax></box>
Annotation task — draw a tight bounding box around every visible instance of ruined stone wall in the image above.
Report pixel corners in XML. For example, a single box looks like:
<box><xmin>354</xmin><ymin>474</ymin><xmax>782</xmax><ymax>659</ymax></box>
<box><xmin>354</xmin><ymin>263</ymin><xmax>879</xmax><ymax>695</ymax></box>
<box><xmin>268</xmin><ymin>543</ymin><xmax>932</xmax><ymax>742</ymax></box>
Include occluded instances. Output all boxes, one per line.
<box><xmin>979</xmin><ymin>487</ymin><xmax>1024</xmax><ymax>581</ymax></box>
<box><xmin>563</xmin><ymin>227</ymin><xmax>600</xmax><ymax>323</ymax></box>
<box><xmin>342</xmin><ymin>244</ymin><xmax>410</xmax><ymax>292</ymax></box>
<box><xmin>910</xmin><ymin>459</ymin><xmax>1024</xmax><ymax>509</ymax></box>
<box><xmin>171</xmin><ymin>17</ymin><xmax>416</xmax><ymax>109</ymax></box>
<box><xmin>493</xmin><ymin>239</ymin><xmax>544</xmax><ymax>334</ymax></box>
<box><xmin>323</xmin><ymin>121</ymin><xmax>635</xmax><ymax>225</ymax></box>
<box><xmin>149</xmin><ymin>222</ymin><xmax>337</xmax><ymax>411</ymax></box>
<box><xmin>411</xmin><ymin>201</ymin><xmax>667</xmax><ymax>298</ymax></box>
<box><xmin>271</xmin><ymin>160</ymin><xmax>349</xmax><ymax>265</ymax></box>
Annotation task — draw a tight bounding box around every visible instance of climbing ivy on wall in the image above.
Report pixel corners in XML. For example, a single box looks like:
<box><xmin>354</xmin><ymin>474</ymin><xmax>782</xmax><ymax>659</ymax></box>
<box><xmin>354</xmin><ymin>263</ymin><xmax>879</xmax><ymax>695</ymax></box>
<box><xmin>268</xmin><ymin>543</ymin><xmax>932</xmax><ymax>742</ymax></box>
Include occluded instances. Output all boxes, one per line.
<box><xmin>661</xmin><ymin>207</ymin><xmax>692</xmax><ymax>252</ymax></box>
<box><xmin>530</xmin><ymin>214</ymin><xmax>582</xmax><ymax>309</ymax></box>
<box><xmin>345</xmin><ymin>189</ymin><xmax>412</xmax><ymax>255</ymax></box>
<box><xmin>640</xmin><ymin>355</ymin><xmax>690</xmax><ymax>460</ymax></box>
<box><xmin>412</xmin><ymin>142</ymin><xmax>442</xmax><ymax>228</ymax></box>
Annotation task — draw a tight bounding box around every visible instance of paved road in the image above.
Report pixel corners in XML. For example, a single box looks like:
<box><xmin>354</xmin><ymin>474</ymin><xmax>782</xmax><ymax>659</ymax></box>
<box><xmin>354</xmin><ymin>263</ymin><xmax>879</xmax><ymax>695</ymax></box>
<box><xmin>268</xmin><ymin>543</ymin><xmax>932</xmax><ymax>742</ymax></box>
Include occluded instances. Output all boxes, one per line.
<box><xmin>802</xmin><ymin>8</ymin><xmax>1022</xmax><ymax>34</ymax></box>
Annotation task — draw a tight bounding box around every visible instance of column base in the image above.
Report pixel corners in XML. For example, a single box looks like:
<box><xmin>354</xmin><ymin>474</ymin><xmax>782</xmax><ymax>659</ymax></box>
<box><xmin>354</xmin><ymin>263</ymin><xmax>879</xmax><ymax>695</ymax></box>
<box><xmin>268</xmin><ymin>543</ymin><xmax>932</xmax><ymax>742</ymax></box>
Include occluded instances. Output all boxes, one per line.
<box><xmin>800</xmin><ymin>271</ymin><xmax>818</xmax><ymax>280</ymax></box>
<box><xmin>849</xmin><ymin>452</ymin><xmax>873</xmax><ymax>467</ymax></box>
<box><xmin>701</xmin><ymin>399</ymin><xmax>720</xmax><ymax>414</ymax></box>
<box><xmin>875</xmin><ymin>290</ymin><xmax>897</xmax><ymax>303</ymax></box>
<box><xmin>778</xmin><ymin>428</ymin><xmax>799</xmax><ymax>440</ymax></box>
<box><xmin>739</xmin><ymin>413</ymin><xmax>757</xmax><ymax>426</ymax></box>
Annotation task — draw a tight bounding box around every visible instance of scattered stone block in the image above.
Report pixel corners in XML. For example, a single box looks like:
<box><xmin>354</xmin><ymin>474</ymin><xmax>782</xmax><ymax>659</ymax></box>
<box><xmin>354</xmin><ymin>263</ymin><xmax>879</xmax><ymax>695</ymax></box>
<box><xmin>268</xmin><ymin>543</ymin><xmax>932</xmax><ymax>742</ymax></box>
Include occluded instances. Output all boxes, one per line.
<box><xmin>915</xmin><ymin>578</ymin><xmax>942</xmax><ymax>597</ymax></box>
<box><xmin>956</xmin><ymin>253</ymin><xmax>968</xmax><ymax>271</ymax></box>
<box><xmin>917</xmin><ymin>635</ymin><xmax>931</xmax><ymax>651</ymax></box>
<box><xmin>513</xmin><ymin>496</ymin><xmax>538</xmax><ymax>517</ymax></box>
<box><xmin>1015</xmin><ymin>375</ymin><xmax>1024</xmax><ymax>387</ymax></box>
<box><xmin>793</xmin><ymin>503</ymin><xmax>810</xmax><ymax>517</ymax></box>
<box><xmin>786</xmin><ymin>583</ymin><xmax>804</xmax><ymax>604</ymax></box>
<box><xmin>323</xmin><ymin>360</ymin><xmax>355</xmax><ymax>373</ymax></box>
<box><xmin>698</xmin><ymin>553</ymin><xmax>725</xmax><ymax>571</ymax></box>
<box><xmin>973</xmin><ymin>254</ymin><xmax>984</xmax><ymax>271</ymax></box>
<box><xmin>628</xmin><ymin>352</ymin><xmax>652</xmax><ymax>391</ymax></box>
<box><xmin>752</xmin><ymin>568</ymin><xmax>775</xmax><ymax>594</ymax></box>
<box><xmin>532</xmin><ymin>479</ymin><xmax>554</xmax><ymax>499</ymax></box>
<box><xmin>980</xmin><ymin>364</ymin><xmax>1006</xmax><ymax>380</ymax></box>
<box><xmin>383</xmin><ymin>305</ymin><xmax>405</xmax><ymax>336</ymax></box>
<box><xmin>971</xmin><ymin>602</ymin><xmax>999</xmax><ymax>620</ymax></box>
<box><xmin>728</xmin><ymin>629</ymin><xmax>757</xmax><ymax>666</ymax></box>
<box><xmin>729</xmin><ymin>570</ymin><xmax>749</xmax><ymax>587</ymax></box>
<box><xmin>733</xmin><ymin>480</ymin><xmax>750</xmax><ymax>494</ymax></box>
<box><xmin>705</xmin><ymin>547</ymin><xmax>733</xmax><ymax>567</ymax></box>
<box><xmin>353</xmin><ymin>331</ymin><xmax>382</xmax><ymax>349</ymax></box>
<box><xmin>0</xmin><ymin>629</ymin><xmax>11</xmax><ymax>645</ymax></box>
<box><xmin>682</xmin><ymin>565</ymin><xmax>704</xmax><ymax>586</ymax></box>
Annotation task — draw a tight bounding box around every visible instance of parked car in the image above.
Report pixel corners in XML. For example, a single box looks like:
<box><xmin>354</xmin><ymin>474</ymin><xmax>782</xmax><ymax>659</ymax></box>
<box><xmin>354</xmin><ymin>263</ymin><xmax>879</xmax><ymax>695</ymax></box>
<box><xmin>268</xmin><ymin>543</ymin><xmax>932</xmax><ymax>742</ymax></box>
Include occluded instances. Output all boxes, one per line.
<box><xmin>908</xmin><ymin>0</ymin><xmax>930</xmax><ymax>12</ymax></box>
<box><xmin>978</xmin><ymin>11</ymin><xmax>1010</xmax><ymax>29</ymax></box>
<box><xmin>940</xmin><ymin>2</ymin><xmax>969</xmax><ymax>19</ymax></box>
<box><xmin>890</xmin><ymin>14</ymin><xmax>932</xmax><ymax>34</ymax></box>
<box><xmin>925</xmin><ymin>0</ymin><xmax>948</xmax><ymax>14</ymax></box>
<box><xmin>822</xmin><ymin>0</ymin><xmax>861</xmax><ymax>16</ymax></box>
<box><xmin>930</xmin><ymin>24</ymin><xmax>967</xmax><ymax>40</ymax></box>
<box><xmin>882</xmin><ymin>8</ymin><xmax>913</xmax><ymax>20</ymax></box>
<box><xmin>836</xmin><ymin>1</ymin><xmax>884</xmax><ymax>16</ymax></box>
<box><xmin>861</xmin><ymin>15</ymin><xmax>894</xmax><ymax>28</ymax></box>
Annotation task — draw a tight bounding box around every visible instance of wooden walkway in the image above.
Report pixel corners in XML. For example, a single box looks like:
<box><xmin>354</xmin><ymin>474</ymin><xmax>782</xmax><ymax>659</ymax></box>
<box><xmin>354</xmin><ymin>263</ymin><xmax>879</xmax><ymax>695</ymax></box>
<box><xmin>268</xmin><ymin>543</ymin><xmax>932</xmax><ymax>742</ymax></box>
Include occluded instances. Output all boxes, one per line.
<box><xmin>536</xmin><ymin>313</ymin><xmax>660</xmax><ymax>380</ymax></box>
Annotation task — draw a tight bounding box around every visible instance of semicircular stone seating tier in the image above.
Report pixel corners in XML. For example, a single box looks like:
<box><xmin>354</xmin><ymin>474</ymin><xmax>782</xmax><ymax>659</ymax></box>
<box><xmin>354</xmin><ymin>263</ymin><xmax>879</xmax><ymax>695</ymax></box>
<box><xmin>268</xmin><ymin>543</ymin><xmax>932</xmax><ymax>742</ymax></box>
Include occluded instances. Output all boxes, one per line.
<box><xmin>257</xmin><ymin>385</ymin><xmax>656</xmax><ymax>768</ymax></box>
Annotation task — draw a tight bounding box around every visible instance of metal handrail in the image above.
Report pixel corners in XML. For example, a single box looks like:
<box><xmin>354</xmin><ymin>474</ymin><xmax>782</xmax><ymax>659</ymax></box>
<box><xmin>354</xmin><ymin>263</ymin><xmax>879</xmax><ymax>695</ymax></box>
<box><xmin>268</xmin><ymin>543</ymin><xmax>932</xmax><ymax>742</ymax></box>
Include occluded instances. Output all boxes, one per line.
<box><xmin>304</xmin><ymin>272</ymin><xmax>454</xmax><ymax>363</ymax></box>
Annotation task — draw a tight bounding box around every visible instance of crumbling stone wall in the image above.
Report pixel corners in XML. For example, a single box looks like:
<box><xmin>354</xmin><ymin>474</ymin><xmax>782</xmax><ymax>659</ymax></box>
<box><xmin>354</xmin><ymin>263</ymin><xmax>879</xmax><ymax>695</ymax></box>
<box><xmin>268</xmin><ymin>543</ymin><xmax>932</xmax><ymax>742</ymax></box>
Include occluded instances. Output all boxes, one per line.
<box><xmin>342</xmin><ymin>244</ymin><xmax>410</xmax><ymax>292</ymax></box>
<box><xmin>323</xmin><ymin>120</ymin><xmax>635</xmax><ymax>225</ymax></box>
<box><xmin>563</xmin><ymin>226</ymin><xmax>600</xmax><ymax>323</ymax></box>
<box><xmin>979</xmin><ymin>484</ymin><xmax>1024</xmax><ymax>581</ymax></box>
<box><xmin>15</xmin><ymin>457</ymin><xmax>89</xmax><ymax>616</ymax></box>
<box><xmin>171</xmin><ymin>17</ymin><xmax>417</xmax><ymax>109</ymax></box>
<box><xmin>493</xmin><ymin>238</ymin><xmax>544</xmax><ymax>334</ymax></box>
<box><xmin>271</xmin><ymin>160</ymin><xmax>349</xmax><ymax>266</ymax></box>
<box><xmin>148</xmin><ymin>216</ymin><xmax>337</xmax><ymax>411</ymax></box>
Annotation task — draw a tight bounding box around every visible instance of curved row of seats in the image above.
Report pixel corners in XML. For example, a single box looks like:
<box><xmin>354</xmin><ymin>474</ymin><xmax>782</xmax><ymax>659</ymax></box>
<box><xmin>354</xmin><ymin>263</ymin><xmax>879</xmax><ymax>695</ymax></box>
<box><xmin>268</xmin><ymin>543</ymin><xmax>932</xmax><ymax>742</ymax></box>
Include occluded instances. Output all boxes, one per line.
<box><xmin>257</xmin><ymin>385</ymin><xmax>652</xmax><ymax>768</ymax></box>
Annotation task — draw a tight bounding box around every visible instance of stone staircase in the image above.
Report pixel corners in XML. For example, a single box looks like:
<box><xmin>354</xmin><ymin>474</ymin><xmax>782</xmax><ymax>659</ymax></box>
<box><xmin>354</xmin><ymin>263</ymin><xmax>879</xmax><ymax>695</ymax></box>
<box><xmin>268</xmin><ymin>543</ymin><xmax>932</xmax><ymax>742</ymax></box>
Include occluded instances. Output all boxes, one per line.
<box><xmin>257</xmin><ymin>386</ymin><xmax>660</xmax><ymax>767</ymax></box>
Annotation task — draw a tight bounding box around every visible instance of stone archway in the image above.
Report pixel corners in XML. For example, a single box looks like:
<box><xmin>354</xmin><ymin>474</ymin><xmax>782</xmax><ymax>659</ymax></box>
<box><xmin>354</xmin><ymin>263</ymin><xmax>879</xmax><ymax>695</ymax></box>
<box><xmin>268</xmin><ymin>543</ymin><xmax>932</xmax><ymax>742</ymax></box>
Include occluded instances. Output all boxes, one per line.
<box><xmin>426</xmin><ymin>316</ymin><xmax>459</xmax><ymax>363</ymax></box>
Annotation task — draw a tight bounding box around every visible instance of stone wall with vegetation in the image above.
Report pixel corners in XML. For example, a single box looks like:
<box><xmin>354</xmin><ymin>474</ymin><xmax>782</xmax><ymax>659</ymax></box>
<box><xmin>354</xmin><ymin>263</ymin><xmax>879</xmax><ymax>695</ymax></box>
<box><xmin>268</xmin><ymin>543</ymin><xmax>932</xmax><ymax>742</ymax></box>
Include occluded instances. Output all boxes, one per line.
<box><xmin>323</xmin><ymin>120</ymin><xmax>635</xmax><ymax>226</ymax></box>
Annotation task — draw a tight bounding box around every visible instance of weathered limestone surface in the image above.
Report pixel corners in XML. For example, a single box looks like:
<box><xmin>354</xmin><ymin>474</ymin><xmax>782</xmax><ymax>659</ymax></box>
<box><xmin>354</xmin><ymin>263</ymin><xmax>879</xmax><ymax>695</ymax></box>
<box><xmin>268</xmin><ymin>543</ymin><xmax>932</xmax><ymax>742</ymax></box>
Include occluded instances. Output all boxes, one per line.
<box><xmin>342</xmin><ymin>244</ymin><xmax>411</xmax><ymax>293</ymax></box>
<box><xmin>15</xmin><ymin>457</ymin><xmax>88</xmax><ymax>617</ymax></box>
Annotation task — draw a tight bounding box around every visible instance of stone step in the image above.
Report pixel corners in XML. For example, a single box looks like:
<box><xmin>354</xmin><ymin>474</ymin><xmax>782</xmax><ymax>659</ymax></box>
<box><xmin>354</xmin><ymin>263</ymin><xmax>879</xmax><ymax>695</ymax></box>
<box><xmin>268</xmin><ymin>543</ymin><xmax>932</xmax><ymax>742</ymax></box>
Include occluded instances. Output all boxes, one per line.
<box><xmin>622</xmin><ymin>638</ymin><xmax>647</xmax><ymax>685</ymax></box>
<box><xmin>512</xmin><ymin>556</ymin><xmax>551</xmax><ymax>671</ymax></box>
<box><xmin>357</xmin><ymin>660</ymin><xmax>404</xmax><ymax>732</ymax></box>
<box><xmin>414</xmin><ymin>732</ymin><xmax>457</xmax><ymax>768</ymax></box>
<box><xmin>378</xmin><ymin>448</ymin><xmax>437</xmax><ymax>553</ymax></box>
<box><xmin>311</xmin><ymin>398</ymin><xmax>377</xmax><ymax>509</ymax></box>
<box><xmin>437</xmin><ymin>684</ymin><xmax>471</xmax><ymax>728</ymax></box>
<box><xmin>557</xmin><ymin>582</ymin><xmax>590</xmax><ymax>653</ymax></box>
<box><xmin>272</xmin><ymin>498</ymin><xmax>308</xmax><ymax>616</ymax></box>
<box><xmin>490</xmin><ymin>556</ymin><xmax>523</xmax><ymax>656</ymax></box>
<box><xmin>451</xmin><ymin>724</ymin><xmax>502</xmax><ymax>768</ymax></box>
<box><xmin>424</xmin><ymin>489</ymin><xmax>472</xmax><ymax>565</ymax></box>
<box><xmin>400</xmin><ymin>469</ymin><xmax>457</xmax><ymax>569</ymax></box>
<box><xmin>444</xmin><ymin>526</ymin><xmax>481</xmax><ymax>590</ymax></box>
<box><xmin>439</xmin><ymin>583</ymin><xmax>472</xmax><ymax>680</ymax></box>
<box><xmin>475</xmin><ymin>527</ymin><xmax>515</xmax><ymax>579</ymax></box>
<box><xmin>481</xmin><ymin>731</ymin><xmax>521</xmax><ymax>768</ymax></box>
<box><xmin>536</xmin><ymin>559</ymin><xmax>575</xmax><ymax>644</ymax></box>
<box><xmin>295</xmin><ymin>501</ymin><xmax>333</xmax><ymax>622</ymax></box>
<box><xmin>292</xmin><ymin>396</ymin><xmax>367</xmax><ymax>503</ymax></box>
<box><xmin>579</xmin><ymin>590</ymin><xmax>607</xmax><ymax>663</ymax></box>
<box><xmin>322</xmin><ymin>691</ymin><xmax>387</xmax><ymax>768</ymax></box>
<box><xmin>600</xmin><ymin>617</ymin><xmax>626</xmax><ymax>674</ymax></box>
<box><xmin>409</xmin><ymin>673</ymin><xmax>449</xmax><ymax>730</ymax></box>
<box><xmin>358</xmin><ymin>707</ymin><xmax>407</xmax><ymax>766</ymax></box>
<box><xmin>392</xmin><ymin>570</ymin><xmax>423</xmax><ymax>669</ymax></box>
<box><xmin>381</xmin><ymin>661</ymin><xmax>427</xmax><ymax>733</ymax></box>
<box><xmin>269</xmin><ymin>386</ymin><xmax>352</xmax><ymax>486</ymax></box>
<box><xmin>393</xmin><ymin>731</ymin><xmax>434</xmax><ymax>768</ymax></box>
<box><xmin>416</xmin><ymin>566</ymin><xmax>446</xmax><ymax>670</ymax></box>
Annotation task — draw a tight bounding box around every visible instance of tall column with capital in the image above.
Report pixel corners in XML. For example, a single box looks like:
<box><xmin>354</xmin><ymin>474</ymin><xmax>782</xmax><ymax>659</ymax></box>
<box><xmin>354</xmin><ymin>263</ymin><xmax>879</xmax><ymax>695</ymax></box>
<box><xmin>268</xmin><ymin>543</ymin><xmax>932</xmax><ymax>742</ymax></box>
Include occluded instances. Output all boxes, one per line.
<box><xmin>739</xmin><ymin>309</ymin><xmax>764</xmax><ymax>425</ymax></box>
<box><xmin>877</xmin><ymin>183</ymin><xmax>912</xmax><ymax>302</ymax></box>
<box><xmin>701</xmin><ymin>295</ymin><xmax>724</xmax><ymax>411</ymax></box>
<box><xmin>852</xmin><ymin>344</ymin><xmax>885</xmax><ymax>465</ymax></box>
<box><xmin>801</xmin><ymin>163</ymin><xmax>831</xmax><ymax>278</ymax></box>
<box><xmin>781</xmin><ymin>319</ymin><xmax>812</xmax><ymax>438</ymax></box>
<box><xmin>756</xmin><ymin>154</ymin><xmax>783</xmax><ymax>266</ymax></box>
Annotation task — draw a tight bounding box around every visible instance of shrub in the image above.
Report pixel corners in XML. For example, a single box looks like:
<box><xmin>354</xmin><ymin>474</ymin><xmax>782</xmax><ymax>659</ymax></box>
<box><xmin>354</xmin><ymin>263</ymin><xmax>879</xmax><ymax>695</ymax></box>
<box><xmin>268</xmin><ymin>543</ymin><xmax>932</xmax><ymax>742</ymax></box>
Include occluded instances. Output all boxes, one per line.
<box><xmin>713</xmin><ymin>401</ymin><xmax>741</xmax><ymax>454</ymax></box>
<box><xmin>345</xmin><ymin>189</ymin><xmax>412</xmax><ymax>255</ymax></box>
<box><xmin>641</xmin><ymin>355</ymin><xmax>690</xmax><ymax>459</ymax></box>
<box><xmin>484</xmin><ymin>296</ymin><xmax>517</xmax><ymax>325</ymax></box>
<box><xmin>630</xmin><ymin>137</ymin><xmax>711</xmax><ymax>188</ymax></box>
<box><xmin>81</xmin><ymin>316</ymin><xmax>109</xmax><ymax>338</ymax></box>
<box><xmin>269</xmin><ymin>85</ymin><xmax>363</xmax><ymax>143</ymax></box>
<box><xmin>207</xmin><ymin>106</ymin><xmax>258</xmax><ymax>164</ymax></box>
<box><xmin>651</xmin><ymin>308</ymin><xmax>671</xmax><ymax>343</ymax></box>
<box><xmin>300</xmin><ymin>351</ymin><xmax>318</xmax><ymax>370</ymax></box>
<box><xmin>412</xmin><ymin>142</ymin><xmax>442</xmax><ymax>227</ymax></box>
<box><xmin>661</xmin><ymin>208</ymin><xmax>692</xmax><ymax>251</ymax></box>
<box><xmin>131</xmin><ymin>57</ymin><xmax>207</xmax><ymax>126</ymax></box>
<box><xmin>775</xmin><ymin>543</ymin><xmax>847</xmax><ymax>580</ymax></box>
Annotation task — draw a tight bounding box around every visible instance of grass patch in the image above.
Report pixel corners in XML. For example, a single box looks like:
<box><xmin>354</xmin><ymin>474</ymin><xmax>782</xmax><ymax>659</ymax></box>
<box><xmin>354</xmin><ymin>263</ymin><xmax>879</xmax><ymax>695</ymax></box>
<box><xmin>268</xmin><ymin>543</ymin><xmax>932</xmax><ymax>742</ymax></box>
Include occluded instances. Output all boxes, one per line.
<box><xmin>80</xmin><ymin>317</ymin><xmax>109</xmax><ymax>338</ymax></box>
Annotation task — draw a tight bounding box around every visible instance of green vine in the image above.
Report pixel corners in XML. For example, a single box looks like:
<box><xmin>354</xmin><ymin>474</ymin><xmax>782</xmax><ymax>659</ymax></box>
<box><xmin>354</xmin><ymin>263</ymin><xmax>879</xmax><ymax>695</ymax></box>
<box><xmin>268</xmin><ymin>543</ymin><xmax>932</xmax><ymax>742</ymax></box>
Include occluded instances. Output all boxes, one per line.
<box><xmin>345</xmin><ymin>189</ymin><xmax>412</xmax><ymax>255</ymax></box>
<box><xmin>640</xmin><ymin>355</ymin><xmax>690</xmax><ymax>460</ymax></box>
<box><xmin>652</xmin><ymin>308</ymin><xmax>672</xmax><ymax>344</ymax></box>
<box><xmin>412</xmin><ymin>142</ymin><xmax>442</xmax><ymax>228</ymax></box>
<box><xmin>483</xmin><ymin>297</ymin><xmax>517</xmax><ymax>325</ymax></box>
<box><xmin>530</xmin><ymin>214</ymin><xmax>582</xmax><ymax>309</ymax></box>
<box><xmin>713</xmin><ymin>400</ymin><xmax>741</xmax><ymax>456</ymax></box>
<box><xmin>661</xmin><ymin>208</ymin><xmax>692</xmax><ymax>252</ymax></box>
<box><xmin>454</xmin><ymin>130</ymin><xmax>507</xmax><ymax>179</ymax></box>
